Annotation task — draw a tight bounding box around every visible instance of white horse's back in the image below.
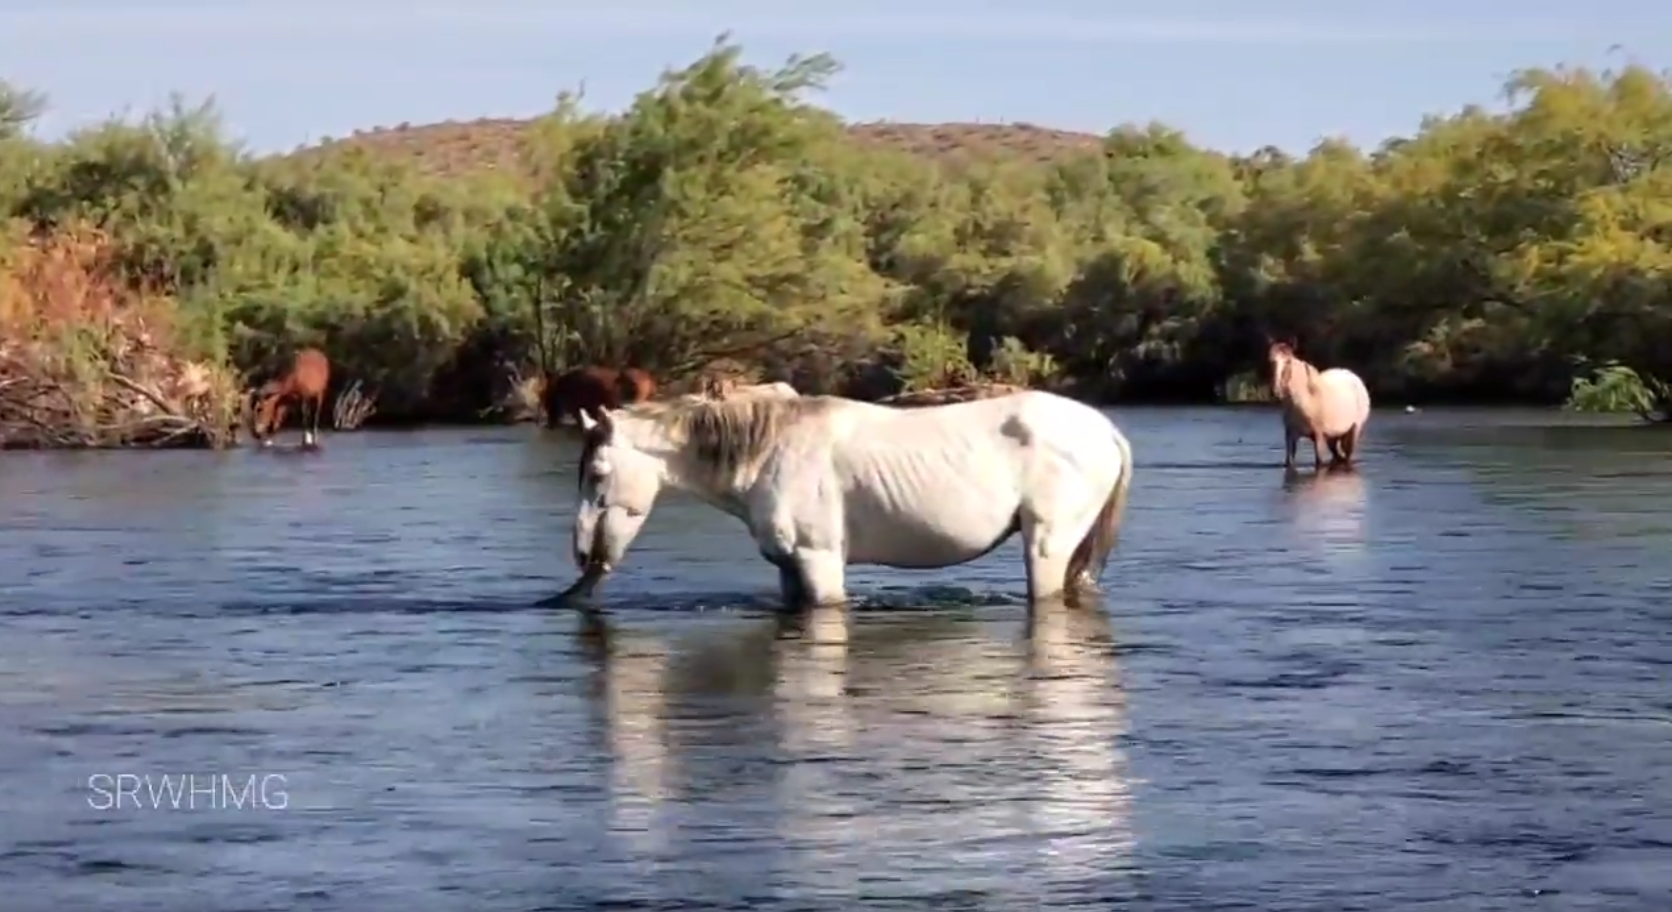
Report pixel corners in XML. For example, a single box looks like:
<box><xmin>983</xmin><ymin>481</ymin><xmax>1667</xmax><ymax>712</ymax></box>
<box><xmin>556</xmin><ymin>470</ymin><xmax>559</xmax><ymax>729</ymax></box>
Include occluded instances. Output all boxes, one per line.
<box><xmin>733</xmin><ymin>381</ymin><xmax>799</xmax><ymax>400</ymax></box>
<box><xmin>1312</xmin><ymin>368</ymin><xmax>1371</xmax><ymax>437</ymax></box>
<box><xmin>813</xmin><ymin>392</ymin><xmax>1128</xmax><ymax>570</ymax></box>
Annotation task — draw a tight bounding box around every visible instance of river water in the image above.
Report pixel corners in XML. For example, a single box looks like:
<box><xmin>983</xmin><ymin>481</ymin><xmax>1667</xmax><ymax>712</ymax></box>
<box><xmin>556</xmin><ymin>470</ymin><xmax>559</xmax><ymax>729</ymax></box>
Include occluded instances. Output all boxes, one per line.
<box><xmin>1</xmin><ymin>406</ymin><xmax>1669</xmax><ymax>912</ymax></box>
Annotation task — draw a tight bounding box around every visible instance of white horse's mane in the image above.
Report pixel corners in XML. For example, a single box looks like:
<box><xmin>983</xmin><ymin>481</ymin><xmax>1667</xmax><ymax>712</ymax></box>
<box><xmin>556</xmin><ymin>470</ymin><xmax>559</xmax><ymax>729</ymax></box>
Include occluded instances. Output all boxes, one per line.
<box><xmin>604</xmin><ymin>395</ymin><xmax>837</xmax><ymax>492</ymax></box>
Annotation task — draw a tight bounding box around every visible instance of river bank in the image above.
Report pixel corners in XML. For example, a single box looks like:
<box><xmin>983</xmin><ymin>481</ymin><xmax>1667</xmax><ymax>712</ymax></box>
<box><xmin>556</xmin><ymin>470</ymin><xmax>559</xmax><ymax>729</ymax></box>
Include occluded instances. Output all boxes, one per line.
<box><xmin>7</xmin><ymin>368</ymin><xmax>1655</xmax><ymax>449</ymax></box>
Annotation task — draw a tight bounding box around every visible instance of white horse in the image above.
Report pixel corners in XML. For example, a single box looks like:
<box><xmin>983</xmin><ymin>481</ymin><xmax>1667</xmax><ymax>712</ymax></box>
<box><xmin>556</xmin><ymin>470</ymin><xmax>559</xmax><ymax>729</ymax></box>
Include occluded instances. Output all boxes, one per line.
<box><xmin>1269</xmin><ymin>341</ymin><xmax>1371</xmax><ymax>471</ymax></box>
<box><xmin>561</xmin><ymin>391</ymin><xmax>1135</xmax><ymax>608</ymax></box>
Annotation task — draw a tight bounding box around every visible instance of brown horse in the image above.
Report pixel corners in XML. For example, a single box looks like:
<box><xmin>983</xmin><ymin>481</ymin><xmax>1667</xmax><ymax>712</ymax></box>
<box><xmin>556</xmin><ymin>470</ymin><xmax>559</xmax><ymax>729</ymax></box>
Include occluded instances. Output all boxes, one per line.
<box><xmin>541</xmin><ymin>366</ymin><xmax>655</xmax><ymax>428</ymax></box>
<box><xmin>1269</xmin><ymin>341</ymin><xmax>1372</xmax><ymax>471</ymax></box>
<box><xmin>251</xmin><ymin>348</ymin><xmax>331</xmax><ymax>449</ymax></box>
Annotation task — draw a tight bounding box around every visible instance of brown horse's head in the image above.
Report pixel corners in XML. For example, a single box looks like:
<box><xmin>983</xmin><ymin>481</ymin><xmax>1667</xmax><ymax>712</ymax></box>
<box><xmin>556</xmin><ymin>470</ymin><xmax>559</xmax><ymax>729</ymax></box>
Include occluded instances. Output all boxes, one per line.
<box><xmin>544</xmin><ymin>367</ymin><xmax>621</xmax><ymax>428</ymax></box>
<box><xmin>615</xmin><ymin>367</ymin><xmax>655</xmax><ymax>405</ymax></box>
<box><xmin>248</xmin><ymin>381</ymin><xmax>285</xmax><ymax>442</ymax></box>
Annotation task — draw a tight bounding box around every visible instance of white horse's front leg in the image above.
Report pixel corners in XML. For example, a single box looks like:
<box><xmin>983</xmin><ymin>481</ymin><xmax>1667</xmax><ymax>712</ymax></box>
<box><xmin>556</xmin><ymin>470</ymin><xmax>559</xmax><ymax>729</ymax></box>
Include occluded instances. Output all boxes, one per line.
<box><xmin>754</xmin><ymin>521</ymin><xmax>811</xmax><ymax>608</ymax></box>
<box><xmin>773</xmin><ymin>559</ymin><xmax>808</xmax><ymax>607</ymax></box>
<box><xmin>748</xmin><ymin>456</ymin><xmax>846</xmax><ymax>606</ymax></box>
<box><xmin>793</xmin><ymin>550</ymin><xmax>848</xmax><ymax>606</ymax></box>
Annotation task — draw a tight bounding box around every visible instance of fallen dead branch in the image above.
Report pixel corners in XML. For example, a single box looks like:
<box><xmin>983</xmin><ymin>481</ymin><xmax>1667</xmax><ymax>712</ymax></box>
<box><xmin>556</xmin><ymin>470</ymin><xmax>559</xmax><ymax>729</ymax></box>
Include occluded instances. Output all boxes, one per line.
<box><xmin>332</xmin><ymin>379</ymin><xmax>378</xmax><ymax>430</ymax></box>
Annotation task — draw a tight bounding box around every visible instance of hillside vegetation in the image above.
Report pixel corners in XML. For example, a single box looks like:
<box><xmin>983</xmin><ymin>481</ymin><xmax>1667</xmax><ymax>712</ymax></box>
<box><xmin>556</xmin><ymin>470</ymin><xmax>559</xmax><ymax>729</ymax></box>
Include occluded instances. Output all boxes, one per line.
<box><xmin>1</xmin><ymin>39</ymin><xmax>1670</xmax><ymax>442</ymax></box>
<box><xmin>291</xmin><ymin>117</ymin><xmax>1105</xmax><ymax>178</ymax></box>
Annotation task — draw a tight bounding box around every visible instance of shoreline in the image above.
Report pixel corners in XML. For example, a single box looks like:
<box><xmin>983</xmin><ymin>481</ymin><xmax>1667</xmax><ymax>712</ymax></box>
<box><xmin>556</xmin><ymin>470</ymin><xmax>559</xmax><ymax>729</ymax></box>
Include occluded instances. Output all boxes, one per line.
<box><xmin>3</xmin><ymin>397</ymin><xmax>1659</xmax><ymax>453</ymax></box>
<box><xmin>262</xmin><ymin>400</ymin><xmax>1666</xmax><ymax>433</ymax></box>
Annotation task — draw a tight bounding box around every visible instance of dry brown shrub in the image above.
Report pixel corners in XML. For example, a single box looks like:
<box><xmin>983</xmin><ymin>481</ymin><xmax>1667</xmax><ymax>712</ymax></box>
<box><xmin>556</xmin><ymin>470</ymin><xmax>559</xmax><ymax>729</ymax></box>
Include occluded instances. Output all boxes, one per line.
<box><xmin>0</xmin><ymin>225</ymin><xmax>241</xmax><ymax>448</ymax></box>
<box><xmin>480</xmin><ymin>366</ymin><xmax>544</xmax><ymax>423</ymax></box>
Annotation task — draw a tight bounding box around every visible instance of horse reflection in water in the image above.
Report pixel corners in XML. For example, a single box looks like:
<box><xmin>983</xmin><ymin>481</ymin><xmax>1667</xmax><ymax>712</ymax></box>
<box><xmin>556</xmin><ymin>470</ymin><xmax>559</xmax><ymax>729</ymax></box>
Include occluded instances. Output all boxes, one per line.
<box><xmin>1283</xmin><ymin>465</ymin><xmax>1371</xmax><ymax>561</ymax></box>
<box><xmin>767</xmin><ymin>603</ymin><xmax>859</xmax><ymax>899</ymax></box>
<box><xmin>576</xmin><ymin>610</ymin><xmax>673</xmax><ymax>863</ymax></box>
<box><xmin>578</xmin><ymin>602</ymin><xmax>1135</xmax><ymax>905</ymax></box>
<box><xmin>1023</xmin><ymin>603</ymin><xmax>1138</xmax><ymax>880</ymax></box>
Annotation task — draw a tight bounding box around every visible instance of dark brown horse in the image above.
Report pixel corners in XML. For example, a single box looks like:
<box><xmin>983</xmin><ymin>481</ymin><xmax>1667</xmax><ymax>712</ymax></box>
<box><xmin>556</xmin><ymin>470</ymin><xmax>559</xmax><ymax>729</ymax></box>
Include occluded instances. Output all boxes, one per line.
<box><xmin>541</xmin><ymin>366</ymin><xmax>656</xmax><ymax>428</ymax></box>
<box><xmin>250</xmin><ymin>348</ymin><xmax>331</xmax><ymax>448</ymax></box>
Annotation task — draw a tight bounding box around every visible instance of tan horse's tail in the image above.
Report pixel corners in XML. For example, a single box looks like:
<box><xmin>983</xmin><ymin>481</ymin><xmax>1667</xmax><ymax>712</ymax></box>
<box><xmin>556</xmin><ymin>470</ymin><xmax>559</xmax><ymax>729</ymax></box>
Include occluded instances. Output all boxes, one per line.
<box><xmin>1065</xmin><ymin>426</ymin><xmax>1135</xmax><ymax>592</ymax></box>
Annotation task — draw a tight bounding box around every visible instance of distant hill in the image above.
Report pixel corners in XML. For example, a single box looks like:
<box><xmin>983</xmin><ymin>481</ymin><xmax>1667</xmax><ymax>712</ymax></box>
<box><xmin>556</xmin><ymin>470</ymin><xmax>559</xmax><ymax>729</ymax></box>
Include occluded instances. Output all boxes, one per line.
<box><xmin>277</xmin><ymin>117</ymin><xmax>1107</xmax><ymax>178</ymax></box>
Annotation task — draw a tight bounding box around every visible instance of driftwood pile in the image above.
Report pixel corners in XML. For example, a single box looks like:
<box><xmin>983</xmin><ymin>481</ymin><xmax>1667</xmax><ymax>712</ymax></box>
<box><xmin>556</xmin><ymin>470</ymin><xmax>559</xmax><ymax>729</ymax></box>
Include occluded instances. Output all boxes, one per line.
<box><xmin>0</xmin><ymin>322</ymin><xmax>237</xmax><ymax>450</ymax></box>
<box><xmin>875</xmin><ymin>383</ymin><xmax>1030</xmax><ymax>408</ymax></box>
<box><xmin>0</xmin><ymin>230</ymin><xmax>239</xmax><ymax>449</ymax></box>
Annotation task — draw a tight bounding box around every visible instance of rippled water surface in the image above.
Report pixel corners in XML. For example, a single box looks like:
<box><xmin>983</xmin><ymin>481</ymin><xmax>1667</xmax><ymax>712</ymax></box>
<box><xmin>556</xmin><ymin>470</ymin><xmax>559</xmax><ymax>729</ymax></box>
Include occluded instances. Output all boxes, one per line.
<box><xmin>3</xmin><ymin>406</ymin><xmax>1671</xmax><ymax>912</ymax></box>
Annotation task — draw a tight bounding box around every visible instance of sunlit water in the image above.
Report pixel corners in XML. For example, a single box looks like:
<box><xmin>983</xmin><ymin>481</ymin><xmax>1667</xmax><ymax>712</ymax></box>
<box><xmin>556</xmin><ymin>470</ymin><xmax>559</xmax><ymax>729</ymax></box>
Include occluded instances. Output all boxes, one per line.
<box><xmin>2</xmin><ymin>407</ymin><xmax>1670</xmax><ymax>911</ymax></box>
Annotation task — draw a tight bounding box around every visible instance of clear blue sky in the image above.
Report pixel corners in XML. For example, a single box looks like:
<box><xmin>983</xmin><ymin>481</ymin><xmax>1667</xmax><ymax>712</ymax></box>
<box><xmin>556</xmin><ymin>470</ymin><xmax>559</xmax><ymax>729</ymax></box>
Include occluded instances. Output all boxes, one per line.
<box><xmin>2</xmin><ymin>0</ymin><xmax>1668</xmax><ymax>156</ymax></box>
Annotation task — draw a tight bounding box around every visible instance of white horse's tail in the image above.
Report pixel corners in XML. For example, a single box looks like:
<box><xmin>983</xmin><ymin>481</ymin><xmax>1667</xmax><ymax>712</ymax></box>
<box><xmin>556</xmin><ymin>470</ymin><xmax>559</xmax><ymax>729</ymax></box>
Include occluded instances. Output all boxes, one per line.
<box><xmin>1065</xmin><ymin>426</ymin><xmax>1134</xmax><ymax>591</ymax></box>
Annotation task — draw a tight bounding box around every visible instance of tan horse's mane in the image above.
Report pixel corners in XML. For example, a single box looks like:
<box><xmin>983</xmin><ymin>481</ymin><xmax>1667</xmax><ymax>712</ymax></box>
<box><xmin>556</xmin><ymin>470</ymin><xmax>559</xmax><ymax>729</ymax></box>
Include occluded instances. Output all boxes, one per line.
<box><xmin>1270</xmin><ymin>343</ymin><xmax>1322</xmax><ymax>401</ymax></box>
<box><xmin>585</xmin><ymin>395</ymin><xmax>836</xmax><ymax>492</ymax></box>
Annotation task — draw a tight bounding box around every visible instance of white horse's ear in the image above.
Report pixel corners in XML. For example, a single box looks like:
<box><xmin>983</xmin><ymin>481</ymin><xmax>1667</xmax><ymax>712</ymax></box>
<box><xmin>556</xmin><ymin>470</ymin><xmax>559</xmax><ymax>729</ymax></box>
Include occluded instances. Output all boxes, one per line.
<box><xmin>579</xmin><ymin>410</ymin><xmax>597</xmax><ymax>431</ymax></box>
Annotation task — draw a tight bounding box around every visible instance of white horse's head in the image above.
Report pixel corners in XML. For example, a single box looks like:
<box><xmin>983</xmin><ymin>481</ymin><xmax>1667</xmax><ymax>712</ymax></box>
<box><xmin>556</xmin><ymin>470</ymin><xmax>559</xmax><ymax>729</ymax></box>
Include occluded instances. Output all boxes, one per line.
<box><xmin>572</xmin><ymin>408</ymin><xmax>665</xmax><ymax>576</ymax></box>
<box><xmin>570</xmin><ymin>394</ymin><xmax>819</xmax><ymax>578</ymax></box>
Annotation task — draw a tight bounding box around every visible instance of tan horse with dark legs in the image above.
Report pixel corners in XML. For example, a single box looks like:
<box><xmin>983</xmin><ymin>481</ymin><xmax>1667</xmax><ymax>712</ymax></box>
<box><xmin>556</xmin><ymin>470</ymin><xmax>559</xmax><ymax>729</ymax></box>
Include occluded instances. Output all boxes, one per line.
<box><xmin>1269</xmin><ymin>341</ymin><xmax>1371</xmax><ymax>471</ymax></box>
<box><xmin>250</xmin><ymin>348</ymin><xmax>331</xmax><ymax>449</ymax></box>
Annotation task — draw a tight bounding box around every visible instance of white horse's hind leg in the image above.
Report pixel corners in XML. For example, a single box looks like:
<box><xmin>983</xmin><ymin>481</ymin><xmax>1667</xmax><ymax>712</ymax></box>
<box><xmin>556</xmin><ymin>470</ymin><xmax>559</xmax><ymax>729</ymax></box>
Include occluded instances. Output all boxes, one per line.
<box><xmin>1020</xmin><ymin>461</ymin><xmax>1119</xmax><ymax>602</ymax></box>
<box><xmin>1019</xmin><ymin>515</ymin><xmax>1075</xmax><ymax>603</ymax></box>
<box><xmin>793</xmin><ymin>550</ymin><xmax>848</xmax><ymax>606</ymax></box>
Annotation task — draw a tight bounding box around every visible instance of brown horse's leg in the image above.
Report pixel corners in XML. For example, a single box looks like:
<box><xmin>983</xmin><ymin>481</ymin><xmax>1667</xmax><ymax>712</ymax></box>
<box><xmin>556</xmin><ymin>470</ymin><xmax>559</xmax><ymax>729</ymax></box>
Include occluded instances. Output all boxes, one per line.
<box><xmin>304</xmin><ymin>394</ymin><xmax>321</xmax><ymax>446</ymax></box>
<box><xmin>267</xmin><ymin>402</ymin><xmax>289</xmax><ymax>446</ymax></box>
